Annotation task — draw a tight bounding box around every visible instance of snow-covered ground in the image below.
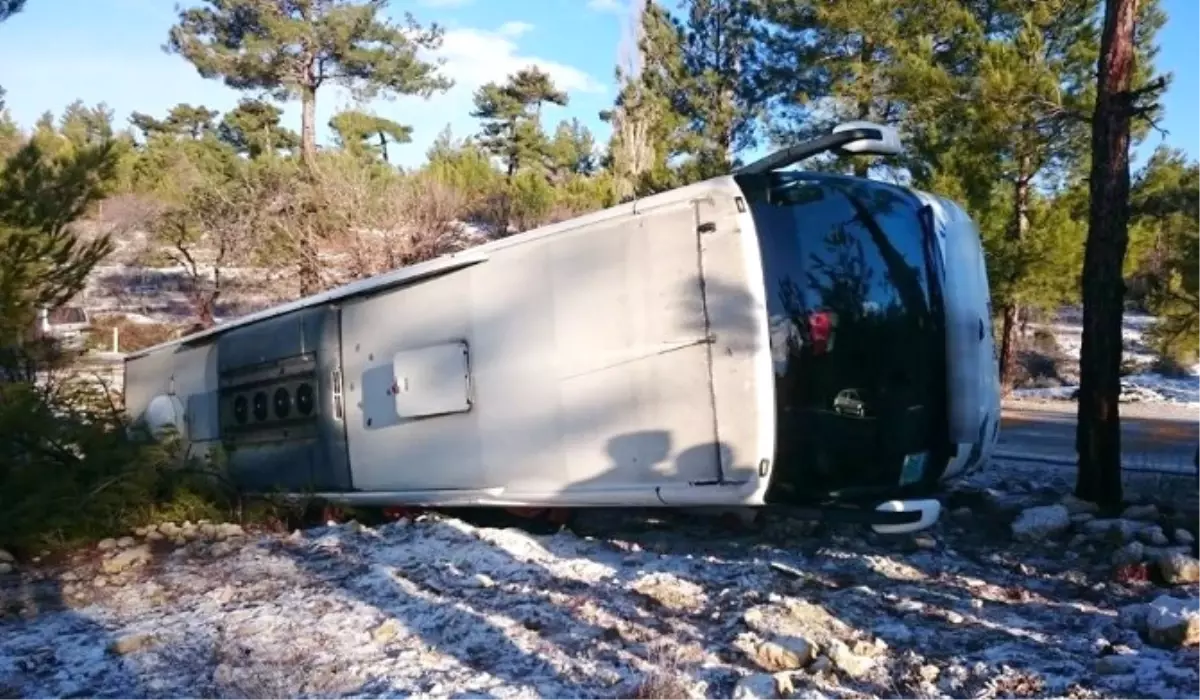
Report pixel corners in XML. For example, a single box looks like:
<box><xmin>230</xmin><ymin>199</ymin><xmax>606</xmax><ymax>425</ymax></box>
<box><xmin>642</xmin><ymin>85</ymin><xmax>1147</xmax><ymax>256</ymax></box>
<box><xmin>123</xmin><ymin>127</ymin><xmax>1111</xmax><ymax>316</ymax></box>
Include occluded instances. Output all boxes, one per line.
<box><xmin>1012</xmin><ymin>310</ymin><xmax>1200</xmax><ymax>408</ymax></box>
<box><xmin>2</xmin><ymin>464</ymin><xmax>1198</xmax><ymax>699</ymax></box>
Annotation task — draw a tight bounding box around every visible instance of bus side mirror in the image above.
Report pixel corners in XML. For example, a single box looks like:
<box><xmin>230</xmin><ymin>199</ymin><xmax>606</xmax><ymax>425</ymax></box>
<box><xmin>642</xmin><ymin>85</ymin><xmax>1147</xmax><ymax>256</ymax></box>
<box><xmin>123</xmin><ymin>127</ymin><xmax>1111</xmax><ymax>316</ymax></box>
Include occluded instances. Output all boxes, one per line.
<box><xmin>833</xmin><ymin>121</ymin><xmax>903</xmax><ymax>156</ymax></box>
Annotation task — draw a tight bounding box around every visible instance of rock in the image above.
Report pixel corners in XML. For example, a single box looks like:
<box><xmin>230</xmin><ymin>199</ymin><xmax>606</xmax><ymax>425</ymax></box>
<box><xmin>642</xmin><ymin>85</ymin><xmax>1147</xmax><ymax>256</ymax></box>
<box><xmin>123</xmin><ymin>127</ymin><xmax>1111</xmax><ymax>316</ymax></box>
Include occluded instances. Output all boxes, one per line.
<box><xmin>93</xmin><ymin>576</ymin><xmax>108</xmax><ymax>588</ymax></box>
<box><xmin>1144</xmin><ymin>544</ymin><xmax>1191</xmax><ymax>560</ymax></box>
<box><xmin>1138</xmin><ymin>526</ymin><xmax>1169</xmax><ymax>546</ymax></box>
<box><xmin>1121</xmin><ymin>504</ymin><xmax>1159</xmax><ymax>522</ymax></box>
<box><xmin>0</xmin><ymin>549</ymin><xmax>14</xmax><ymax>563</ymax></box>
<box><xmin>217</xmin><ymin>523</ymin><xmax>245</xmax><ymax>539</ymax></box>
<box><xmin>945</xmin><ymin>611</ymin><xmax>965</xmax><ymax>624</ymax></box>
<box><xmin>1061</xmin><ymin>495</ymin><xmax>1100</xmax><ymax>515</ymax></box>
<box><xmin>209</xmin><ymin>541</ymin><xmax>236</xmax><ymax>558</ymax></box>
<box><xmin>919</xmin><ymin>664</ymin><xmax>940</xmax><ymax>683</ymax></box>
<box><xmin>1112</xmin><ymin>541</ymin><xmax>1145</xmax><ymax>567</ymax></box>
<box><xmin>116</xmin><ymin>536</ymin><xmax>136</xmax><ymax>548</ymax></box>
<box><xmin>1011</xmin><ymin>505</ymin><xmax>1070</xmax><ymax>542</ymax></box>
<box><xmin>631</xmin><ymin>572</ymin><xmax>708</xmax><ymax>612</ymax></box>
<box><xmin>101</xmin><ymin>545</ymin><xmax>152</xmax><ymax>574</ymax></box>
<box><xmin>913</xmin><ymin>533</ymin><xmax>938</xmax><ymax>550</ymax></box>
<box><xmin>172</xmin><ymin>537</ymin><xmax>187</xmax><ymax>547</ymax></box>
<box><xmin>97</xmin><ymin>538</ymin><xmax>118</xmax><ymax>551</ymax></box>
<box><xmin>753</xmin><ymin>641</ymin><xmax>809</xmax><ymax>672</ymax></box>
<box><xmin>829</xmin><ymin>640</ymin><xmax>875</xmax><ymax>678</ymax></box>
<box><xmin>199</xmin><ymin>523</ymin><xmax>218</xmax><ymax>540</ymax></box>
<box><xmin>1175</xmin><ymin>529</ymin><xmax>1195</xmax><ymax>546</ymax></box>
<box><xmin>372</xmin><ymin>618</ymin><xmax>402</xmax><ymax>644</ymax></box>
<box><xmin>732</xmin><ymin>673</ymin><xmax>779</xmax><ymax>699</ymax></box>
<box><xmin>735</xmin><ymin>633</ymin><xmax>813</xmax><ymax>672</ymax></box>
<box><xmin>0</xmin><ymin>563</ymin><xmax>12</xmax><ymax>575</ymax></box>
<box><xmin>1144</xmin><ymin>595</ymin><xmax>1200</xmax><ymax>648</ymax></box>
<box><xmin>61</xmin><ymin>570</ymin><xmax>78</xmax><ymax>582</ymax></box>
<box><xmin>146</xmin><ymin>531</ymin><xmax>165</xmax><ymax>542</ymax></box>
<box><xmin>1084</xmin><ymin>518</ymin><xmax>1141</xmax><ymax>544</ymax></box>
<box><xmin>133</xmin><ymin>526</ymin><xmax>149</xmax><ymax>537</ymax></box>
<box><xmin>809</xmin><ymin>655</ymin><xmax>833</xmax><ymax>674</ymax></box>
<box><xmin>1155</xmin><ymin>552</ymin><xmax>1200</xmax><ymax>585</ymax></box>
<box><xmin>472</xmin><ymin>573</ymin><xmax>495</xmax><ymax>589</ymax></box>
<box><xmin>158</xmin><ymin>522</ymin><xmax>179</xmax><ymax>536</ymax></box>
<box><xmin>1096</xmin><ymin>655</ymin><xmax>1136</xmax><ymax>675</ymax></box>
<box><xmin>107</xmin><ymin>633</ymin><xmax>158</xmax><ymax>655</ymax></box>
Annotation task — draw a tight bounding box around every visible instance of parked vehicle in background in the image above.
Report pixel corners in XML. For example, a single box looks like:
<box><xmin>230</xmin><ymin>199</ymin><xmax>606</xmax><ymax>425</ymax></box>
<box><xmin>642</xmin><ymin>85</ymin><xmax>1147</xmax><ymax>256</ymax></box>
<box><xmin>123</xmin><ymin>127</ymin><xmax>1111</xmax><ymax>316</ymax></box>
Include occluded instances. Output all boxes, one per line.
<box><xmin>34</xmin><ymin>305</ymin><xmax>91</xmax><ymax>349</ymax></box>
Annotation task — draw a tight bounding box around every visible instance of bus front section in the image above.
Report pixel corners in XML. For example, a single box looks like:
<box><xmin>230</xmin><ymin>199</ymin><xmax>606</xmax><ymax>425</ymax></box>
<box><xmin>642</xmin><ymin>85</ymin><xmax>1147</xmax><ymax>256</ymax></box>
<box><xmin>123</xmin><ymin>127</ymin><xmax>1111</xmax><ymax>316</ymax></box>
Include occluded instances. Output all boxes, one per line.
<box><xmin>738</xmin><ymin>172</ymin><xmax>952</xmax><ymax>528</ymax></box>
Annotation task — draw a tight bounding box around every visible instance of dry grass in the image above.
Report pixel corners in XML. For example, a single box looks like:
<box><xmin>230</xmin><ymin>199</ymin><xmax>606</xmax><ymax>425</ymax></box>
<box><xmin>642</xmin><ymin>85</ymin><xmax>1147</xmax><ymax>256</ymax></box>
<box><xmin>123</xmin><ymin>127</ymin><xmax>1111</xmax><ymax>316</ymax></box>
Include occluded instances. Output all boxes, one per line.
<box><xmin>630</xmin><ymin>670</ymin><xmax>696</xmax><ymax>700</ymax></box>
<box><xmin>86</xmin><ymin>314</ymin><xmax>180</xmax><ymax>353</ymax></box>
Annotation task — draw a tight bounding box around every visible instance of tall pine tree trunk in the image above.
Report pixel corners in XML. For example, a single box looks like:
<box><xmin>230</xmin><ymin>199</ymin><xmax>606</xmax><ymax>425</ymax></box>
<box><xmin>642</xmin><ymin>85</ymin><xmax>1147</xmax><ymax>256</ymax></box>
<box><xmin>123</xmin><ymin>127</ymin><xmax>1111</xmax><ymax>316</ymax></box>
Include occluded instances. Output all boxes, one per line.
<box><xmin>1076</xmin><ymin>0</ymin><xmax>1138</xmax><ymax>508</ymax></box>
<box><xmin>300</xmin><ymin>86</ymin><xmax>317</xmax><ymax>168</ymax></box>
<box><xmin>997</xmin><ymin>165</ymin><xmax>1031</xmax><ymax>393</ymax></box>
<box><xmin>297</xmin><ymin>84</ymin><xmax>321</xmax><ymax>297</ymax></box>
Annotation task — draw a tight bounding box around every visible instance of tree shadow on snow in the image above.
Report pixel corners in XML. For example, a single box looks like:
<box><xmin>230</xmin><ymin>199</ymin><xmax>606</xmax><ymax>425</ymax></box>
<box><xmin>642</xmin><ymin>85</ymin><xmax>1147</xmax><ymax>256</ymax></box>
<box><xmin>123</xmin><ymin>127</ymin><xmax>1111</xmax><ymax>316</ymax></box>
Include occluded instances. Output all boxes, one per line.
<box><xmin>0</xmin><ymin>560</ymin><xmax>147</xmax><ymax>699</ymax></box>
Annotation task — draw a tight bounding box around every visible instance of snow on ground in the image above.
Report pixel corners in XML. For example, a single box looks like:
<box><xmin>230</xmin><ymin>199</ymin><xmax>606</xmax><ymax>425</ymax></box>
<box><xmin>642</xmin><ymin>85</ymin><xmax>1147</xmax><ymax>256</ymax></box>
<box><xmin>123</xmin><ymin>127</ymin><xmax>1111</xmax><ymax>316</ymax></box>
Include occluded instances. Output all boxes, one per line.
<box><xmin>2</xmin><ymin>466</ymin><xmax>1198</xmax><ymax>699</ymax></box>
<box><xmin>1012</xmin><ymin>310</ymin><xmax>1200</xmax><ymax>408</ymax></box>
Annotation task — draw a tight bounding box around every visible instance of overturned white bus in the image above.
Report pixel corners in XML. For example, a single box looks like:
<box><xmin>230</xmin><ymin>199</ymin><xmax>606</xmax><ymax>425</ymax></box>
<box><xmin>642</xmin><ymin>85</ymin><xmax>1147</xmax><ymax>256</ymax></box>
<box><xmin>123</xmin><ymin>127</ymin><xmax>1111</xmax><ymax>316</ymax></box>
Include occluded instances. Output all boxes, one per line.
<box><xmin>123</xmin><ymin>122</ymin><xmax>1001</xmax><ymax>534</ymax></box>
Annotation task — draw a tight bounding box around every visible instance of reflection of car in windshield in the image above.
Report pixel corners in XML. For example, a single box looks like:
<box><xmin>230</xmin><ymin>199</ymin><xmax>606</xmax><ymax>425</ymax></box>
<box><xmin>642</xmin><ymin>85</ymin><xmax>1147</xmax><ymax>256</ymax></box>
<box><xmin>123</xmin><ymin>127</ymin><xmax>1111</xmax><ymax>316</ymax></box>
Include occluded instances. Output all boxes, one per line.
<box><xmin>833</xmin><ymin>388</ymin><xmax>865</xmax><ymax>417</ymax></box>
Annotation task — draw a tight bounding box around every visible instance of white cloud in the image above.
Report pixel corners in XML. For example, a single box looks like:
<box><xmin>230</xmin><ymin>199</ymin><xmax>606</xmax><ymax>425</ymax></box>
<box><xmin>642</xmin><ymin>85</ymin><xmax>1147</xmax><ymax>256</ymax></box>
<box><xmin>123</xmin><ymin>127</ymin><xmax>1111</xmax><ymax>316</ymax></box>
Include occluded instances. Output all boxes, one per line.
<box><xmin>496</xmin><ymin>21</ymin><xmax>534</xmax><ymax>38</ymax></box>
<box><xmin>433</xmin><ymin>25</ymin><xmax>605</xmax><ymax>95</ymax></box>
<box><xmin>586</xmin><ymin>0</ymin><xmax>628</xmax><ymax>13</ymax></box>
<box><xmin>361</xmin><ymin>23</ymin><xmax>610</xmax><ymax>166</ymax></box>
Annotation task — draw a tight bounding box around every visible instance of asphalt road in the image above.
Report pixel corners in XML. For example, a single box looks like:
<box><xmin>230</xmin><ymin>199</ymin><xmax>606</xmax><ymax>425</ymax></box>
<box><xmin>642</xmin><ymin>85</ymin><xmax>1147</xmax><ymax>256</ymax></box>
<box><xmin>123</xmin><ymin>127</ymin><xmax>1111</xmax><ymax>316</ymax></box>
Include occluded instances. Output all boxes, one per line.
<box><xmin>999</xmin><ymin>406</ymin><xmax>1199</xmax><ymax>473</ymax></box>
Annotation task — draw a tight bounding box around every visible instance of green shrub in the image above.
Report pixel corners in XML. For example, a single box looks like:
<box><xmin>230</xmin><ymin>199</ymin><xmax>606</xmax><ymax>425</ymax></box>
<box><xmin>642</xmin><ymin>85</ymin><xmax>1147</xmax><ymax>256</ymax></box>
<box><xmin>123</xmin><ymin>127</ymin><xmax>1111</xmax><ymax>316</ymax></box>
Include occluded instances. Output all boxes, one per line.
<box><xmin>0</xmin><ymin>368</ymin><xmax>234</xmax><ymax>552</ymax></box>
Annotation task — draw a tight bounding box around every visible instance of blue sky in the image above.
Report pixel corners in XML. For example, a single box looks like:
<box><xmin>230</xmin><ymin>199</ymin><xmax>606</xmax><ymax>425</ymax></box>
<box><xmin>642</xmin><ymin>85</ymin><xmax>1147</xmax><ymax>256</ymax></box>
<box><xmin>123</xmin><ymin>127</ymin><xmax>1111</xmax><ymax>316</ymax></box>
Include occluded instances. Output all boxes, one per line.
<box><xmin>0</xmin><ymin>0</ymin><xmax>1195</xmax><ymax>170</ymax></box>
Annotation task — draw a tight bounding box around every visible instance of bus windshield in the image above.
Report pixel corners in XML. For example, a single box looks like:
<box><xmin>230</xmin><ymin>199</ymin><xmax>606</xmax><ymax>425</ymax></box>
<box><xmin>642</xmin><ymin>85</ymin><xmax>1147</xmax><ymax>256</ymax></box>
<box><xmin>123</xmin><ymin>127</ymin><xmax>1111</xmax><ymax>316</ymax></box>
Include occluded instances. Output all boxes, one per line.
<box><xmin>739</xmin><ymin>173</ymin><xmax>945</xmax><ymax>498</ymax></box>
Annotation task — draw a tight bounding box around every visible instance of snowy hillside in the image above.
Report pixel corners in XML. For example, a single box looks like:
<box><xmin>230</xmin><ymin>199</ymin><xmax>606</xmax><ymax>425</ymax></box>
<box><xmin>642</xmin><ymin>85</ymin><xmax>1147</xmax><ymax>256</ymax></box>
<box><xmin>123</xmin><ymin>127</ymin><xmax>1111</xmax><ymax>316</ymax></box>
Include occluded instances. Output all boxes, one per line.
<box><xmin>1012</xmin><ymin>310</ymin><xmax>1199</xmax><ymax>408</ymax></box>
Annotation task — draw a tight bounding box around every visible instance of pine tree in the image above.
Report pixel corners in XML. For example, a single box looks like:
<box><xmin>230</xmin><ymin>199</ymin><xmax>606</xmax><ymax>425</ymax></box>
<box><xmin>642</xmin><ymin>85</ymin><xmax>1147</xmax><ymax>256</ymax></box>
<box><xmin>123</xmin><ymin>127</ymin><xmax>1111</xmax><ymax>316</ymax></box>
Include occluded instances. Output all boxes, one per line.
<box><xmin>130</xmin><ymin>103</ymin><xmax>218</xmax><ymax>141</ymax></box>
<box><xmin>1131</xmin><ymin>149</ymin><xmax>1199</xmax><ymax>362</ymax></box>
<box><xmin>962</xmin><ymin>1</ymin><xmax>1100</xmax><ymax>392</ymax></box>
<box><xmin>546</xmin><ymin>118</ymin><xmax>596</xmax><ymax>182</ymax></box>
<box><xmin>471</xmin><ymin>66</ymin><xmax>567</xmax><ymax>179</ymax></box>
<box><xmin>1075</xmin><ymin>0</ymin><xmax>1168</xmax><ymax>508</ymax></box>
<box><xmin>329</xmin><ymin>110</ymin><xmax>411</xmax><ymax>163</ymax></box>
<box><xmin>676</xmin><ymin>0</ymin><xmax>759</xmax><ymax>177</ymax></box>
<box><xmin>0</xmin><ymin>0</ymin><xmax>24</xmax><ymax>22</ymax></box>
<box><xmin>0</xmin><ymin>139</ymin><xmax>117</xmax><ymax>346</ymax></box>
<box><xmin>167</xmin><ymin>0</ymin><xmax>451</xmax><ymax>295</ymax></box>
<box><xmin>218</xmin><ymin>98</ymin><xmax>299</xmax><ymax>158</ymax></box>
<box><xmin>166</xmin><ymin>0</ymin><xmax>452</xmax><ymax>168</ymax></box>
<box><xmin>0</xmin><ymin>107</ymin><xmax>19</xmax><ymax>162</ymax></box>
<box><xmin>601</xmin><ymin>0</ymin><xmax>692</xmax><ymax>198</ymax></box>
<box><xmin>59</xmin><ymin>101</ymin><xmax>115</xmax><ymax>149</ymax></box>
<box><xmin>0</xmin><ymin>0</ymin><xmax>13</xmax><ymax>153</ymax></box>
<box><xmin>602</xmin><ymin>0</ymin><xmax>759</xmax><ymax>192</ymax></box>
<box><xmin>753</xmin><ymin>0</ymin><xmax>970</xmax><ymax>177</ymax></box>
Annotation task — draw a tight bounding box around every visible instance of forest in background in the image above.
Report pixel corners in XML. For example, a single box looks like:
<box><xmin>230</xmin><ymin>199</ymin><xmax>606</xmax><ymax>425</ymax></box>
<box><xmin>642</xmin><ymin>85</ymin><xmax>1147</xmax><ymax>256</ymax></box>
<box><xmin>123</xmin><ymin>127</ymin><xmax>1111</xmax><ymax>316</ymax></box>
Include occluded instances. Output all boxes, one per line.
<box><xmin>0</xmin><ymin>0</ymin><xmax>1196</xmax><ymax>546</ymax></box>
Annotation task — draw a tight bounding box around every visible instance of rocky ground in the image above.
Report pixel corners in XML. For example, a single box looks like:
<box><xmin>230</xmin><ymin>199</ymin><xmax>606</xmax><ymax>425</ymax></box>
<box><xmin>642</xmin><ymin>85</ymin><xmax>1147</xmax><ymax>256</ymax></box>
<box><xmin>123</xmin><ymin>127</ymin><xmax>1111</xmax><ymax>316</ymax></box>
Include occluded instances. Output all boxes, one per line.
<box><xmin>1</xmin><ymin>462</ymin><xmax>1198</xmax><ymax>700</ymax></box>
